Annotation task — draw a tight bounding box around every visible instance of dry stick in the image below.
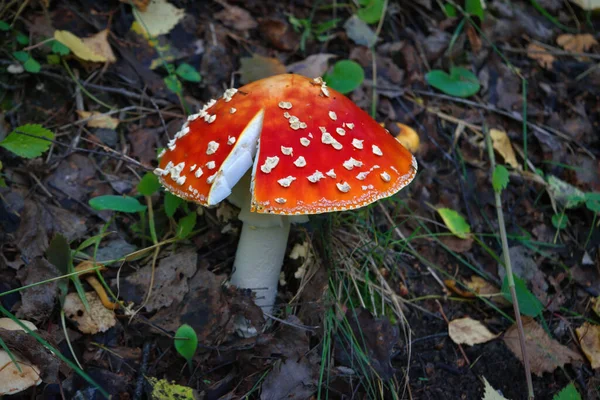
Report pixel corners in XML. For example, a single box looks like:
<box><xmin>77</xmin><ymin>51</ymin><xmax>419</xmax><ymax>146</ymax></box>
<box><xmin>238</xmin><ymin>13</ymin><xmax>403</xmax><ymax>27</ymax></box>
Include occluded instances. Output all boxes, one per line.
<box><xmin>485</xmin><ymin>128</ymin><xmax>534</xmax><ymax>399</ymax></box>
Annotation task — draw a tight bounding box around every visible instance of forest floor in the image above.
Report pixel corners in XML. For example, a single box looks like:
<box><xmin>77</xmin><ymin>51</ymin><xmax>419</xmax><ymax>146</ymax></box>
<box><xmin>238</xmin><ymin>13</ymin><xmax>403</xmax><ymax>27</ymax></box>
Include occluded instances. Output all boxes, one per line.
<box><xmin>1</xmin><ymin>0</ymin><xmax>599</xmax><ymax>399</ymax></box>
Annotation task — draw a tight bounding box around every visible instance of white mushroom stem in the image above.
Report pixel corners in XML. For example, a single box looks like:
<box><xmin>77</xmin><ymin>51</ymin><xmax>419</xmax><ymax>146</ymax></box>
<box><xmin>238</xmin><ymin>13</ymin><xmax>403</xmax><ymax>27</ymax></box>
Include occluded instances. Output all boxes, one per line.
<box><xmin>230</xmin><ymin>212</ymin><xmax>290</xmax><ymax>313</ymax></box>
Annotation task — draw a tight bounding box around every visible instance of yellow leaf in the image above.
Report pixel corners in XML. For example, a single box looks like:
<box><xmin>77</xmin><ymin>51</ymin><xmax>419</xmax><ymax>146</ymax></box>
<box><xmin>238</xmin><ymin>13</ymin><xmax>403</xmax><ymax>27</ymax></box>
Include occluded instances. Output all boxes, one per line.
<box><xmin>77</xmin><ymin>111</ymin><xmax>120</xmax><ymax>129</ymax></box>
<box><xmin>393</xmin><ymin>123</ymin><xmax>420</xmax><ymax>153</ymax></box>
<box><xmin>481</xmin><ymin>376</ymin><xmax>510</xmax><ymax>400</ymax></box>
<box><xmin>54</xmin><ymin>30</ymin><xmax>107</xmax><ymax>62</ymax></box>
<box><xmin>133</xmin><ymin>0</ymin><xmax>185</xmax><ymax>37</ymax></box>
<box><xmin>448</xmin><ymin>317</ymin><xmax>499</xmax><ymax>346</ymax></box>
<box><xmin>81</xmin><ymin>30</ymin><xmax>116</xmax><ymax>63</ymax></box>
<box><xmin>527</xmin><ymin>43</ymin><xmax>554</xmax><ymax>70</ymax></box>
<box><xmin>556</xmin><ymin>34</ymin><xmax>598</xmax><ymax>54</ymax></box>
<box><xmin>576</xmin><ymin>322</ymin><xmax>600</xmax><ymax>369</ymax></box>
<box><xmin>490</xmin><ymin>129</ymin><xmax>520</xmax><ymax>169</ymax></box>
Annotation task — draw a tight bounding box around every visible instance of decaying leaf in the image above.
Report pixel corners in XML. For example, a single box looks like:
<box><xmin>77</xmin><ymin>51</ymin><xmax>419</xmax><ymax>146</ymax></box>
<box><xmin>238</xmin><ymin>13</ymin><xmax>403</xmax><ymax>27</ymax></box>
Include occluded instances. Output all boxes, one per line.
<box><xmin>527</xmin><ymin>43</ymin><xmax>555</xmax><ymax>70</ymax></box>
<box><xmin>15</xmin><ymin>257</ymin><xmax>60</xmax><ymax>323</ymax></box>
<box><xmin>239</xmin><ymin>54</ymin><xmax>287</xmax><ymax>84</ymax></box>
<box><xmin>576</xmin><ymin>322</ymin><xmax>600</xmax><ymax>369</ymax></box>
<box><xmin>481</xmin><ymin>376</ymin><xmax>510</xmax><ymax>400</ymax></box>
<box><xmin>214</xmin><ymin>1</ymin><xmax>257</xmax><ymax>31</ymax></box>
<box><xmin>80</xmin><ymin>29</ymin><xmax>116</xmax><ymax>63</ymax></box>
<box><xmin>261</xmin><ymin>359</ymin><xmax>315</xmax><ymax>400</ymax></box>
<box><xmin>54</xmin><ymin>30</ymin><xmax>108</xmax><ymax>62</ymax></box>
<box><xmin>490</xmin><ymin>129</ymin><xmax>520</xmax><ymax>169</ymax></box>
<box><xmin>133</xmin><ymin>0</ymin><xmax>185</xmax><ymax>37</ymax></box>
<box><xmin>503</xmin><ymin>317</ymin><xmax>582</xmax><ymax>376</ymax></box>
<box><xmin>119</xmin><ymin>0</ymin><xmax>150</xmax><ymax>11</ymax></box>
<box><xmin>0</xmin><ymin>318</ymin><xmax>42</xmax><ymax>396</ymax></box>
<box><xmin>449</xmin><ymin>317</ymin><xmax>499</xmax><ymax>346</ymax></box>
<box><xmin>466</xmin><ymin>276</ymin><xmax>511</xmax><ymax>306</ymax></box>
<box><xmin>63</xmin><ymin>291</ymin><xmax>117</xmax><ymax>334</ymax></box>
<box><xmin>556</xmin><ymin>34</ymin><xmax>598</xmax><ymax>54</ymax></box>
<box><xmin>77</xmin><ymin>111</ymin><xmax>120</xmax><ymax>129</ymax></box>
<box><xmin>287</xmin><ymin>54</ymin><xmax>337</xmax><ymax>79</ymax></box>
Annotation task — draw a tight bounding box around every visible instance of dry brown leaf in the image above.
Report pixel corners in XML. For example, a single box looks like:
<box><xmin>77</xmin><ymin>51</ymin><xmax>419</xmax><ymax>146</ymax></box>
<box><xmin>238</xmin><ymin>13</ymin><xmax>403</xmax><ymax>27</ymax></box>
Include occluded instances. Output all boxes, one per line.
<box><xmin>504</xmin><ymin>317</ymin><xmax>582</xmax><ymax>376</ymax></box>
<box><xmin>576</xmin><ymin>322</ymin><xmax>600</xmax><ymax>369</ymax></box>
<box><xmin>54</xmin><ymin>30</ymin><xmax>107</xmax><ymax>62</ymax></box>
<box><xmin>490</xmin><ymin>129</ymin><xmax>520</xmax><ymax>169</ymax></box>
<box><xmin>527</xmin><ymin>43</ymin><xmax>555</xmax><ymax>70</ymax></box>
<box><xmin>81</xmin><ymin>30</ymin><xmax>116</xmax><ymax>63</ymax></box>
<box><xmin>556</xmin><ymin>34</ymin><xmax>598</xmax><ymax>54</ymax></box>
<box><xmin>239</xmin><ymin>54</ymin><xmax>287</xmax><ymax>84</ymax></box>
<box><xmin>214</xmin><ymin>1</ymin><xmax>257</xmax><ymax>31</ymax></box>
<box><xmin>63</xmin><ymin>292</ymin><xmax>117</xmax><ymax>334</ymax></box>
<box><xmin>287</xmin><ymin>54</ymin><xmax>337</xmax><ymax>79</ymax></box>
<box><xmin>77</xmin><ymin>111</ymin><xmax>120</xmax><ymax>129</ymax></box>
<box><xmin>448</xmin><ymin>317</ymin><xmax>499</xmax><ymax>346</ymax></box>
<box><xmin>466</xmin><ymin>276</ymin><xmax>511</xmax><ymax>306</ymax></box>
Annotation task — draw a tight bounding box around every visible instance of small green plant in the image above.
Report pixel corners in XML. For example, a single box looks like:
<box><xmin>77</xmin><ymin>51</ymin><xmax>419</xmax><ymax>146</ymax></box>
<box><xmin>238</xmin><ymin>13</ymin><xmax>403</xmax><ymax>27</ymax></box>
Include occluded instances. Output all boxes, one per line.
<box><xmin>89</xmin><ymin>195</ymin><xmax>148</xmax><ymax>213</ymax></box>
<box><xmin>0</xmin><ymin>124</ymin><xmax>55</xmax><ymax>158</ymax></box>
<box><xmin>323</xmin><ymin>60</ymin><xmax>365</xmax><ymax>94</ymax></box>
<box><xmin>356</xmin><ymin>0</ymin><xmax>385</xmax><ymax>24</ymax></box>
<box><xmin>288</xmin><ymin>14</ymin><xmax>339</xmax><ymax>52</ymax></box>
<box><xmin>1</xmin><ymin>20</ymin><xmax>43</xmax><ymax>73</ymax></box>
<box><xmin>425</xmin><ymin>67</ymin><xmax>480</xmax><ymax>98</ymax></box>
<box><xmin>174</xmin><ymin>324</ymin><xmax>198</xmax><ymax>373</ymax></box>
<box><xmin>553</xmin><ymin>383</ymin><xmax>582</xmax><ymax>400</ymax></box>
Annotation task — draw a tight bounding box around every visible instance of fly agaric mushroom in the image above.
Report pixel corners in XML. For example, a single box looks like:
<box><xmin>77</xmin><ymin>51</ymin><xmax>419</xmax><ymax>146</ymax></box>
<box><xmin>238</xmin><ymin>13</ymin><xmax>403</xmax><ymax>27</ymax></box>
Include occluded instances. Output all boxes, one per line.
<box><xmin>155</xmin><ymin>74</ymin><xmax>417</xmax><ymax>331</ymax></box>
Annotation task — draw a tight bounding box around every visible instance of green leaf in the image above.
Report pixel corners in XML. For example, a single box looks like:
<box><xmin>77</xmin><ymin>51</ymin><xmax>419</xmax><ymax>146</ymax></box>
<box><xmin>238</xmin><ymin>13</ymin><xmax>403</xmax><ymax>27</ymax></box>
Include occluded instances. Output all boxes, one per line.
<box><xmin>89</xmin><ymin>195</ymin><xmax>147</xmax><ymax>213</ymax></box>
<box><xmin>501</xmin><ymin>274</ymin><xmax>544</xmax><ymax>317</ymax></box>
<box><xmin>357</xmin><ymin>0</ymin><xmax>385</xmax><ymax>24</ymax></box>
<box><xmin>164</xmin><ymin>74</ymin><xmax>182</xmax><ymax>94</ymax></box>
<box><xmin>443</xmin><ymin>3</ymin><xmax>457</xmax><ymax>17</ymax></box>
<box><xmin>0</xmin><ymin>21</ymin><xmax>10</xmax><ymax>31</ymax></box>
<box><xmin>323</xmin><ymin>60</ymin><xmax>365</xmax><ymax>94</ymax></box>
<box><xmin>437</xmin><ymin>208</ymin><xmax>471</xmax><ymax>239</ymax></box>
<box><xmin>552</xmin><ymin>213</ymin><xmax>568</xmax><ymax>229</ymax></box>
<box><xmin>46</xmin><ymin>234</ymin><xmax>71</xmax><ymax>275</ymax></box>
<box><xmin>492</xmin><ymin>165</ymin><xmax>509</xmax><ymax>192</ymax></box>
<box><xmin>47</xmin><ymin>54</ymin><xmax>61</xmax><ymax>65</ymax></box>
<box><xmin>553</xmin><ymin>383</ymin><xmax>582</xmax><ymax>400</ymax></box>
<box><xmin>12</xmin><ymin>50</ymin><xmax>29</xmax><ymax>63</ymax></box>
<box><xmin>15</xmin><ymin>32</ymin><xmax>29</xmax><ymax>45</ymax></box>
<box><xmin>176</xmin><ymin>212</ymin><xmax>196</xmax><ymax>239</ymax></box>
<box><xmin>175</xmin><ymin>63</ymin><xmax>202</xmax><ymax>83</ymax></box>
<box><xmin>23</xmin><ymin>57</ymin><xmax>41</xmax><ymax>73</ymax></box>
<box><xmin>585</xmin><ymin>192</ymin><xmax>600</xmax><ymax>213</ymax></box>
<box><xmin>465</xmin><ymin>0</ymin><xmax>484</xmax><ymax>19</ymax></box>
<box><xmin>425</xmin><ymin>67</ymin><xmax>480</xmax><ymax>98</ymax></box>
<box><xmin>0</xmin><ymin>124</ymin><xmax>54</xmax><ymax>158</ymax></box>
<box><xmin>174</xmin><ymin>324</ymin><xmax>198</xmax><ymax>362</ymax></box>
<box><xmin>137</xmin><ymin>172</ymin><xmax>161</xmax><ymax>196</ymax></box>
<box><xmin>51</xmin><ymin>40</ymin><xmax>70</xmax><ymax>56</ymax></box>
<box><xmin>164</xmin><ymin>192</ymin><xmax>183</xmax><ymax>218</ymax></box>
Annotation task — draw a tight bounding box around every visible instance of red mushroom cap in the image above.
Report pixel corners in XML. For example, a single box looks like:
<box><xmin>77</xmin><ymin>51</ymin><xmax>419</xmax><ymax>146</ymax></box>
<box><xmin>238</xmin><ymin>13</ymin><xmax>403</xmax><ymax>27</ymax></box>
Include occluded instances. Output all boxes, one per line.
<box><xmin>155</xmin><ymin>74</ymin><xmax>417</xmax><ymax>215</ymax></box>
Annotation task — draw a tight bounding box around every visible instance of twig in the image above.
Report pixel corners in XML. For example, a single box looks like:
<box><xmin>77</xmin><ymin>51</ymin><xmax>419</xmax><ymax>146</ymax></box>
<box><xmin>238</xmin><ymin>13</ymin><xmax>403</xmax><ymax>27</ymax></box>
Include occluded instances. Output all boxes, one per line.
<box><xmin>435</xmin><ymin>300</ymin><xmax>470</xmax><ymax>365</ymax></box>
<box><xmin>484</xmin><ymin>127</ymin><xmax>534</xmax><ymax>399</ymax></box>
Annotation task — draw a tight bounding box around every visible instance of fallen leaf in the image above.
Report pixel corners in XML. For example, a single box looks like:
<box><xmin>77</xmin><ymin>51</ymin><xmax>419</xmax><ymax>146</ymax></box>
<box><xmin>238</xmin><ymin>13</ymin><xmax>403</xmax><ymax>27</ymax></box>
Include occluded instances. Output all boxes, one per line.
<box><xmin>15</xmin><ymin>258</ymin><xmax>59</xmax><ymax>323</ymax></box>
<box><xmin>214</xmin><ymin>1</ymin><xmax>257</xmax><ymax>31</ymax></box>
<box><xmin>258</xmin><ymin>18</ymin><xmax>299</xmax><ymax>51</ymax></box>
<box><xmin>527</xmin><ymin>43</ymin><xmax>554</xmax><ymax>70</ymax></box>
<box><xmin>129</xmin><ymin>128</ymin><xmax>158</xmax><ymax>166</ymax></box>
<box><xmin>81</xmin><ymin>29</ymin><xmax>116</xmax><ymax>63</ymax></box>
<box><xmin>334</xmin><ymin>308</ymin><xmax>398</xmax><ymax>380</ymax></box>
<box><xmin>498</xmin><ymin>246</ymin><xmax>548</xmax><ymax>306</ymax></box>
<box><xmin>286</xmin><ymin>54</ymin><xmax>337</xmax><ymax>79</ymax></box>
<box><xmin>133</xmin><ymin>0</ymin><xmax>185</xmax><ymax>37</ymax></box>
<box><xmin>556</xmin><ymin>34</ymin><xmax>598</xmax><ymax>54</ymax></box>
<box><xmin>392</xmin><ymin>123</ymin><xmax>420</xmax><ymax>153</ymax></box>
<box><xmin>114</xmin><ymin>248</ymin><xmax>197</xmax><ymax>312</ymax></box>
<box><xmin>0</xmin><ymin>318</ymin><xmax>42</xmax><ymax>396</ymax></box>
<box><xmin>261</xmin><ymin>359</ymin><xmax>315</xmax><ymax>400</ymax></box>
<box><xmin>63</xmin><ymin>291</ymin><xmax>117</xmax><ymax>334</ymax></box>
<box><xmin>344</xmin><ymin>15</ymin><xmax>378</xmax><ymax>47</ymax></box>
<box><xmin>576</xmin><ymin>322</ymin><xmax>600</xmax><ymax>369</ymax></box>
<box><xmin>466</xmin><ymin>276</ymin><xmax>511</xmax><ymax>306</ymax></box>
<box><xmin>54</xmin><ymin>30</ymin><xmax>107</xmax><ymax>62</ymax></box>
<box><xmin>76</xmin><ymin>111</ymin><xmax>120</xmax><ymax>129</ymax></box>
<box><xmin>448</xmin><ymin>317</ymin><xmax>499</xmax><ymax>346</ymax></box>
<box><xmin>547</xmin><ymin>175</ymin><xmax>586</xmax><ymax>209</ymax></box>
<box><xmin>239</xmin><ymin>54</ymin><xmax>287</xmax><ymax>84</ymax></box>
<box><xmin>481</xmin><ymin>376</ymin><xmax>510</xmax><ymax>400</ymax></box>
<box><xmin>503</xmin><ymin>317</ymin><xmax>583</xmax><ymax>376</ymax></box>
<box><xmin>490</xmin><ymin>129</ymin><xmax>520</xmax><ymax>169</ymax></box>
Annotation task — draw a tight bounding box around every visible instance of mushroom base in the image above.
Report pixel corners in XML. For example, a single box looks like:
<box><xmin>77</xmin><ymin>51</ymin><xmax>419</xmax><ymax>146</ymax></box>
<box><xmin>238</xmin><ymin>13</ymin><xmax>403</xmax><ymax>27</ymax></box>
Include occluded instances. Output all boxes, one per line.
<box><xmin>230</xmin><ymin>218</ymin><xmax>291</xmax><ymax>313</ymax></box>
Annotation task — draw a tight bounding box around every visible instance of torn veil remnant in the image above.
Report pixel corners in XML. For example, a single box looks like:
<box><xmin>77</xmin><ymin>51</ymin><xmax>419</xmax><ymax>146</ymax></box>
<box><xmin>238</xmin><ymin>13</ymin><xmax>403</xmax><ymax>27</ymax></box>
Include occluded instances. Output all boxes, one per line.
<box><xmin>155</xmin><ymin>74</ymin><xmax>417</xmax><ymax>335</ymax></box>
